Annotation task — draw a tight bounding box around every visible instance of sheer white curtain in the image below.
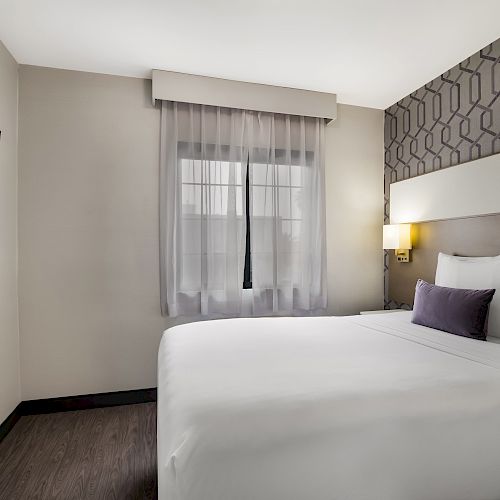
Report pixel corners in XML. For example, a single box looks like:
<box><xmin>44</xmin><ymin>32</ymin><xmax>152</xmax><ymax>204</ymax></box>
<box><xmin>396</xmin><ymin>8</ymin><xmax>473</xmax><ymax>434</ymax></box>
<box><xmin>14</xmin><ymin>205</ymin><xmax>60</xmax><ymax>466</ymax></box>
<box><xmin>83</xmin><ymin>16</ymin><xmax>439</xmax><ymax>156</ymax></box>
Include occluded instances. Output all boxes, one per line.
<box><xmin>160</xmin><ymin>101</ymin><xmax>326</xmax><ymax>317</ymax></box>
<box><xmin>247</xmin><ymin>113</ymin><xmax>326</xmax><ymax>314</ymax></box>
<box><xmin>160</xmin><ymin>101</ymin><xmax>247</xmax><ymax>316</ymax></box>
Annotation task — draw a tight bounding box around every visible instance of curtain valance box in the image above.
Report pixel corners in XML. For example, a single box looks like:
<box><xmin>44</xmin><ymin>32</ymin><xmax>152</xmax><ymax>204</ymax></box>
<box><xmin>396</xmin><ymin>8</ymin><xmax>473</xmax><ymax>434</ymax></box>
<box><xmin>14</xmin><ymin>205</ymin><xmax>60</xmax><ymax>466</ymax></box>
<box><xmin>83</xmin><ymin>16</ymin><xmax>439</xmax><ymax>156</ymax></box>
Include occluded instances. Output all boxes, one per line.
<box><xmin>152</xmin><ymin>70</ymin><xmax>337</xmax><ymax>123</ymax></box>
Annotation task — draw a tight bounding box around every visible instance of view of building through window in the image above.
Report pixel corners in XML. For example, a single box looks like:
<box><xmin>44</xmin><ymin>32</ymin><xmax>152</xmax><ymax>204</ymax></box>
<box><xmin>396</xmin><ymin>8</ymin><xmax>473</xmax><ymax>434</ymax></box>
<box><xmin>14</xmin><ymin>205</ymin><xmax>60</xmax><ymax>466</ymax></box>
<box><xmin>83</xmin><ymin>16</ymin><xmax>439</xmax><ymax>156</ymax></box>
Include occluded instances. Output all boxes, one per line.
<box><xmin>180</xmin><ymin>158</ymin><xmax>304</xmax><ymax>291</ymax></box>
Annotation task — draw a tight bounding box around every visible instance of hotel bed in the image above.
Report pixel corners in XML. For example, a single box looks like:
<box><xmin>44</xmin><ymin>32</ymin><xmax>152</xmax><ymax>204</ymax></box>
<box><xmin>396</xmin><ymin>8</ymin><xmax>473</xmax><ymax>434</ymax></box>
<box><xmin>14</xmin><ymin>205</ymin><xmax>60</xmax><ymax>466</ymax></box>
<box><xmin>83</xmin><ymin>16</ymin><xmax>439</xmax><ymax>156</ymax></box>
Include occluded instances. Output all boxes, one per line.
<box><xmin>158</xmin><ymin>310</ymin><xmax>500</xmax><ymax>500</ymax></box>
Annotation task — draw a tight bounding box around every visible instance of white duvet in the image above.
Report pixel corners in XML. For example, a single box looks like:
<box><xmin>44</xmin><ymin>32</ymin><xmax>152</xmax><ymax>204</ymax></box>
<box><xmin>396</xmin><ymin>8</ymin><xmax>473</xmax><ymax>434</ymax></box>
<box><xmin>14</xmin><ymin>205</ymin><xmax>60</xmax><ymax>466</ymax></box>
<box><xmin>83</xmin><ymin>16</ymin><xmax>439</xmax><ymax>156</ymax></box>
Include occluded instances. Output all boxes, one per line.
<box><xmin>157</xmin><ymin>312</ymin><xmax>500</xmax><ymax>500</ymax></box>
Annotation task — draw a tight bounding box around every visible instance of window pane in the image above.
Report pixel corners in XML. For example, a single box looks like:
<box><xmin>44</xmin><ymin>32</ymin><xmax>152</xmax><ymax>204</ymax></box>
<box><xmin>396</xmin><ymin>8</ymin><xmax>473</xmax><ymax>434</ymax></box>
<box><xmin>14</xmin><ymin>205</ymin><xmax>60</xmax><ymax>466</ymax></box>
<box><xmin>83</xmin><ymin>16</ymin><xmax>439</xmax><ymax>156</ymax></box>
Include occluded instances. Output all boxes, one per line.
<box><xmin>182</xmin><ymin>217</ymin><xmax>201</xmax><ymax>253</ymax></box>
<box><xmin>277</xmin><ymin>251</ymin><xmax>293</xmax><ymax>284</ymax></box>
<box><xmin>252</xmin><ymin>218</ymin><xmax>274</xmax><ymax>252</ymax></box>
<box><xmin>208</xmin><ymin>219</ymin><xmax>227</xmax><ymax>254</ymax></box>
<box><xmin>291</xmin><ymin>187</ymin><xmax>303</xmax><ymax>219</ymax></box>
<box><xmin>291</xmin><ymin>220</ymin><xmax>301</xmax><ymax>252</ymax></box>
<box><xmin>180</xmin><ymin>157</ymin><xmax>247</xmax><ymax>289</ymax></box>
<box><xmin>181</xmin><ymin>159</ymin><xmax>202</xmax><ymax>183</ymax></box>
<box><xmin>278</xmin><ymin>164</ymin><xmax>290</xmax><ymax>186</ymax></box>
<box><xmin>278</xmin><ymin>187</ymin><xmax>291</xmax><ymax>219</ymax></box>
<box><xmin>209</xmin><ymin>161</ymin><xmax>229</xmax><ymax>184</ymax></box>
<box><xmin>290</xmin><ymin>165</ymin><xmax>302</xmax><ymax>187</ymax></box>
<box><xmin>251</xmin><ymin>253</ymin><xmax>273</xmax><ymax>287</ymax></box>
<box><xmin>252</xmin><ymin>163</ymin><xmax>271</xmax><ymax>186</ymax></box>
<box><xmin>182</xmin><ymin>184</ymin><xmax>201</xmax><ymax>214</ymax></box>
<box><xmin>252</xmin><ymin>186</ymin><xmax>273</xmax><ymax>217</ymax></box>
<box><xmin>277</xmin><ymin>251</ymin><xmax>302</xmax><ymax>286</ymax></box>
<box><xmin>278</xmin><ymin>220</ymin><xmax>302</xmax><ymax>251</ymax></box>
<box><xmin>236</xmin><ymin>186</ymin><xmax>243</xmax><ymax>217</ymax></box>
<box><xmin>208</xmin><ymin>185</ymin><xmax>227</xmax><ymax>215</ymax></box>
<box><xmin>280</xmin><ymin>219</ymin><xmax>292</xmax><ymax>248</ymax></box>
<box><xmin>207</xmin><ymin>253</ymin><xmax>227</xmax><ymax>289</ymax></box>
<box><xmin>182</xmin><ymin>159</ymin><xmax>244</xmax><ymax>186</ymax></box>
<box><xmin>181</xmin><ymin>254</ymin><xmax>201</xmax><ymax>291</ymax></box>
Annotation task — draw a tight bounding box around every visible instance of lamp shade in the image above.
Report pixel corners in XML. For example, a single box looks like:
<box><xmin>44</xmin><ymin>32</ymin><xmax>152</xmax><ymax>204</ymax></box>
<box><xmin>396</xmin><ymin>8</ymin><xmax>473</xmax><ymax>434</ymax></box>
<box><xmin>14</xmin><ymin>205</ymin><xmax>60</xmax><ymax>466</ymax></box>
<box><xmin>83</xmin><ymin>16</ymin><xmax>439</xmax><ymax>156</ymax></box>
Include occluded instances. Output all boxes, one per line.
<box><xmin>383</xmin><ymin>224</ymin><xmax>412</xmax><ymax>249</ymax></box>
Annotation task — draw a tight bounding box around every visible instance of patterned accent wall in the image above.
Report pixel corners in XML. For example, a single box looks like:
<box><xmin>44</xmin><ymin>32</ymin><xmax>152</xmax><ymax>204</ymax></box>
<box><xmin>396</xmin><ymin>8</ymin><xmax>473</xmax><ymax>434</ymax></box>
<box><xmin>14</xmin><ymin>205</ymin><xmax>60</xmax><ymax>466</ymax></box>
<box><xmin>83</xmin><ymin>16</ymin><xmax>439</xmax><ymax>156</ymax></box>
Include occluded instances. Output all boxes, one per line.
<box><xmin>384</xmin><ymin>38</ymin><xmax>500</xmax><ymax>309</ymax></box>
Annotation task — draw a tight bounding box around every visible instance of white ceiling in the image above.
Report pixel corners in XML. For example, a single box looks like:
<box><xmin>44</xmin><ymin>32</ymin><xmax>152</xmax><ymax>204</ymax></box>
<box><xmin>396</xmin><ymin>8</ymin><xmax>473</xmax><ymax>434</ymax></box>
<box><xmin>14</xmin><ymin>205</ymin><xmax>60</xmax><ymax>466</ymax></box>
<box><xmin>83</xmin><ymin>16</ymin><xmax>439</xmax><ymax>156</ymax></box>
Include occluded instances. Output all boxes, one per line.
<box><xmin>1</xmin><ymin>0</ymin><xmax>499</xmax><ymax>109</ymax></box>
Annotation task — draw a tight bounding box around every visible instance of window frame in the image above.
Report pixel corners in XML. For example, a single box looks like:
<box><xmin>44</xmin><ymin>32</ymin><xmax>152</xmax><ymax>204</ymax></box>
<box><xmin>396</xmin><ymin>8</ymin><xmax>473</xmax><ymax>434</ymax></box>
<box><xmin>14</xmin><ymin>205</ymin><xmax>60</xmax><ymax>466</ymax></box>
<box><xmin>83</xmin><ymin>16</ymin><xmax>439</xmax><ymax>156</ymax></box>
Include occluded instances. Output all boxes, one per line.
<box><xmin>179</xmin><ymin>149</ymin><xmax>309</xmax><ymax>291</ymax></box>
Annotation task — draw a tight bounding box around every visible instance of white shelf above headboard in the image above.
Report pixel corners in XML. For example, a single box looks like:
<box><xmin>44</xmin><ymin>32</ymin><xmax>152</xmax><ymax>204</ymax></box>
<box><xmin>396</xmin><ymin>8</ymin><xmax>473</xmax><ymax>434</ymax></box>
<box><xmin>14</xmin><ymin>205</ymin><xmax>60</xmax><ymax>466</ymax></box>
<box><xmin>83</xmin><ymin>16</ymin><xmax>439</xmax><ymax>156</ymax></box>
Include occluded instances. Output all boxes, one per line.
<box><xmin>390</xmin><ymin>153</ymin><xmax>500</xmax><ymax>223</ymax></box>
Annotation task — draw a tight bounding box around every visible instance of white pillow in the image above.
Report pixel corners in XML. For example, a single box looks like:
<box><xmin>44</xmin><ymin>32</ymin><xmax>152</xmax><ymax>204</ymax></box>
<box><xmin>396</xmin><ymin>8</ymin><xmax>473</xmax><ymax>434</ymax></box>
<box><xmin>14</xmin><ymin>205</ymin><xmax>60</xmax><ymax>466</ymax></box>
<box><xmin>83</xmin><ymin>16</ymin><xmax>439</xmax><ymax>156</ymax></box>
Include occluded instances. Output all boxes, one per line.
<box><xmin>435</xmin><ymin>253</ymin><xmax>500</xmax><ymax>337</ymax></box>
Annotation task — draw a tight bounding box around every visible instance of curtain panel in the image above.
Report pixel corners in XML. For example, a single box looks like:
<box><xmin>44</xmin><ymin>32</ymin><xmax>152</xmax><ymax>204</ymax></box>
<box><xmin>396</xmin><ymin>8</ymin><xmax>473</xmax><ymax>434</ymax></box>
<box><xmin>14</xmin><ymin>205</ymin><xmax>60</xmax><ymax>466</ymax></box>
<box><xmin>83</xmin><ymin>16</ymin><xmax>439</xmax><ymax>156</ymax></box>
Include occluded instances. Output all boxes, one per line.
<box><xmin>160</xmin><ymin>101</ymin><xmax>326</xmax><ymax>317</ymax></box>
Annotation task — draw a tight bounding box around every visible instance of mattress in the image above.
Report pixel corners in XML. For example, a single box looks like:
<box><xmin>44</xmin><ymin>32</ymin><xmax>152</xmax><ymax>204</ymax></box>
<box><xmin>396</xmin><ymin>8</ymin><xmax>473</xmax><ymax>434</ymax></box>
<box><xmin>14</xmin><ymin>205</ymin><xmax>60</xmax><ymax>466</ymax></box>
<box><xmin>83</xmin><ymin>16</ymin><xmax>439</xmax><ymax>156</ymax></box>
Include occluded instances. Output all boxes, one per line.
<box><xmin>157</xmin><ymin>311</ymin><xmax>500</xmax><ymax>500</ymax></box>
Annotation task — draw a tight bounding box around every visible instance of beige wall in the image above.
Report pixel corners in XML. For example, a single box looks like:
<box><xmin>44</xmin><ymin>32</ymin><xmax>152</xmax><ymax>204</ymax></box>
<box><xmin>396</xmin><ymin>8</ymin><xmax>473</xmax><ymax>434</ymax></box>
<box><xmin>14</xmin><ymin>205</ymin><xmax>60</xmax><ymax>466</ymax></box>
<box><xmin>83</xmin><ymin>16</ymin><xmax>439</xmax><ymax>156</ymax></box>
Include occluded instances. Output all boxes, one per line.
<box><xmin>0</xmin><ymin>42</ymin><xmax>20</xmax><ymax>421</ymax></box>
<box><xmin>18</xmin><ymin>66</ymin><xmax>383</xmax><ymax>399</ymax></box>
<box><xmin>18</xmin><ymin>66</ymin><xmax>179</xmax><ymax>400</ymax></box>
<box><xmin>325</xmin><ymin>104</ymin><xmax>384</xmax><ymax>315</ymax></box>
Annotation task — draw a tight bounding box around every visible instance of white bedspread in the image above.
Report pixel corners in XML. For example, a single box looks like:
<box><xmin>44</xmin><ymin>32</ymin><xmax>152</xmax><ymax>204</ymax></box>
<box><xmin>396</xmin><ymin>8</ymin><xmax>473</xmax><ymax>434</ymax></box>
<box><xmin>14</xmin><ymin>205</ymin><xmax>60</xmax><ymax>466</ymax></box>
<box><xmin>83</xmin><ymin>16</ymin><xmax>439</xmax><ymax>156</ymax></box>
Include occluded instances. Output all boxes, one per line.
<box><xmin>157</xmin><ymin>312</ymin><xmax>500</xmax><ymax>500</ymax></box>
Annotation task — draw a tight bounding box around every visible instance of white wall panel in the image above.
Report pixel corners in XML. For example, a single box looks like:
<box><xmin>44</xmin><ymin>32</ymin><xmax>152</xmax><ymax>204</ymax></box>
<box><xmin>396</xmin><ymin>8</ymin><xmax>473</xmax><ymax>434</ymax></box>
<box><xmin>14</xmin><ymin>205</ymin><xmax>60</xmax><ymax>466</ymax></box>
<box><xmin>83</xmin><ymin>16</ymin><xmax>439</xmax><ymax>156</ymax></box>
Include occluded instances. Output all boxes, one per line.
<box><xmin>390</xmin><ymin>153</ymin><xmax>500</xmax><ymax>223</ymax></box>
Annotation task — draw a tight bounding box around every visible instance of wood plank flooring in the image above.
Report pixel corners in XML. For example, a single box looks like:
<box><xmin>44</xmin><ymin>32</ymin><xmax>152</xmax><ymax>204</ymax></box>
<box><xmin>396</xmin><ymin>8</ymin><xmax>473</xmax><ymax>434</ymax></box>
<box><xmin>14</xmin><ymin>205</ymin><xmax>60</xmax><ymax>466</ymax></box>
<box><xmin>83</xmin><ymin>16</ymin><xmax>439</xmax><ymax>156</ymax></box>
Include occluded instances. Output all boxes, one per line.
<box><xmin>0</xmin><ymin>403</ymin><xmax>157</xmax><ymax>500</ymax></box>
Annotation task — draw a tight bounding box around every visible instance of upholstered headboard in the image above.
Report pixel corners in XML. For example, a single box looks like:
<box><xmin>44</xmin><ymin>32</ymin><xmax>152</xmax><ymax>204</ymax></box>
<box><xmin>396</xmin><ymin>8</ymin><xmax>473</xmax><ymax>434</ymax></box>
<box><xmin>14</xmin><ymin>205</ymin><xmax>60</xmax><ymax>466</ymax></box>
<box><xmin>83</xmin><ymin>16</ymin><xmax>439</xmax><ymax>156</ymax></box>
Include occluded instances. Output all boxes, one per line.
<box><xmin>388</xmin><ymin>214</ymin><xmax>500</xmax><ymax>305</ymax></box>
<box><xmin>388</xmin><ymin>153</ymin><xmax>500</xmax><ymax>306</ymax></box>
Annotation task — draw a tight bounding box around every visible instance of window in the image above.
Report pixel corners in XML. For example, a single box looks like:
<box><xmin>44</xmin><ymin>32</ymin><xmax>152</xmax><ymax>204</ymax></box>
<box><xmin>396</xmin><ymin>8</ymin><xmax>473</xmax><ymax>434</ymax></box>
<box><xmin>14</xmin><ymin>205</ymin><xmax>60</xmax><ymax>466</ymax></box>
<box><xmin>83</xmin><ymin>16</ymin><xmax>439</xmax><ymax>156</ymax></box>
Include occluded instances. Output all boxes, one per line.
<box><xmin>180</xmin><ymin>155</ymin><xmax>305</xmax><ymax>291</ymax></box>
<box><xmin>250</xmin><ymin>160</ymin><xmax>305</xmax><ymax>290</ymax></box>
<box><xmin>179</xmin><ymin>157</ymin><xmax>244</xmax><ymax>293</ymax></box>
<box><xmin>180</xmin><ymin>156</ymin><xmax>254</xmax><ymax>291</ymax></box>
<box><xmin>160</xmin><ymin>100</ymin><xmax>326</xmax><ymax>317</ymax></box>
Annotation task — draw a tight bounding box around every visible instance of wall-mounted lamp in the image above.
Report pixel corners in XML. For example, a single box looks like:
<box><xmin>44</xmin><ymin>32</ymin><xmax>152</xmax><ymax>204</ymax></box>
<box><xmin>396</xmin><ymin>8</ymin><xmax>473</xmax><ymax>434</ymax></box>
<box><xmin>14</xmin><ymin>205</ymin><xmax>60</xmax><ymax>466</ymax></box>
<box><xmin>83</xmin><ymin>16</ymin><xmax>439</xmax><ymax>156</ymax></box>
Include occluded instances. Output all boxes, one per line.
<box><xmin>383</xmin><ymin>224</ymin><xmax>412</xmax><ymax>263</ymax></box>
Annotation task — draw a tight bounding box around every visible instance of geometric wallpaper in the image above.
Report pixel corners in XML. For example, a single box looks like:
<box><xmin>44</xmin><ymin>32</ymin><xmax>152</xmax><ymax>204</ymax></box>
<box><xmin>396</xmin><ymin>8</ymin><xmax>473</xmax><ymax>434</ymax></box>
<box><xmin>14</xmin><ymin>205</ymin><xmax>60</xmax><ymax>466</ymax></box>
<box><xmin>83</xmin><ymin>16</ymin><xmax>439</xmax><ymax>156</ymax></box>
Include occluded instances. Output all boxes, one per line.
<box><xmin>384</xmin><ymin>38</ymin><xmax>500</xmax><ymax>309</ymax></box>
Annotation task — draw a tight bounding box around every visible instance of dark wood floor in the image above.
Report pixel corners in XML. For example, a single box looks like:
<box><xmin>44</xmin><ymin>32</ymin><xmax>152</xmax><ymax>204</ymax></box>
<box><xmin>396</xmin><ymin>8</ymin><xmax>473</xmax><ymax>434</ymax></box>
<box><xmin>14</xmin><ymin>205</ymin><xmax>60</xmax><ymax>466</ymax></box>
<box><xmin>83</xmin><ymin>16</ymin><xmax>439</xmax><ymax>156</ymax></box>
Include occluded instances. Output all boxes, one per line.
<box><xmin>0</xmin><ymin>403</ymin><xmax>157</xmax><ymax>500</ymax></box>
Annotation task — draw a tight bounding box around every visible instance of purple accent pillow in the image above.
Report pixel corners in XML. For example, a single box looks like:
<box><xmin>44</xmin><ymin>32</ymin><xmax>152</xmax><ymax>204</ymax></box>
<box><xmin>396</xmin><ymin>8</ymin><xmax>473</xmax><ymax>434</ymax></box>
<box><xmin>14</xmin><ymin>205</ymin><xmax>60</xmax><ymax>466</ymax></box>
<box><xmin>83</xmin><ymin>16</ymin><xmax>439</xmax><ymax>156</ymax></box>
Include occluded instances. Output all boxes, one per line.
<box><xmin>411</xmin><ymin>279</ymin><xmax>495</xmax><ymax>340</ymax></box>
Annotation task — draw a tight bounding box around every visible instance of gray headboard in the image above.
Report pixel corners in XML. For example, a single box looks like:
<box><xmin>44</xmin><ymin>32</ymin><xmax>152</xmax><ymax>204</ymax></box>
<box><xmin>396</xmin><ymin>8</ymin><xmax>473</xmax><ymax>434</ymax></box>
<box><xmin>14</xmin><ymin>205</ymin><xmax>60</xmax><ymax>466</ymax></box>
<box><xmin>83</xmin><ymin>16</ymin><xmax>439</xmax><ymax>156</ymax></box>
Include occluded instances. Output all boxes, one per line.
<box><xmin>388</xmin><ymin>214</ymin><xmax>500</xmax><ymax>306</ymax></box>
